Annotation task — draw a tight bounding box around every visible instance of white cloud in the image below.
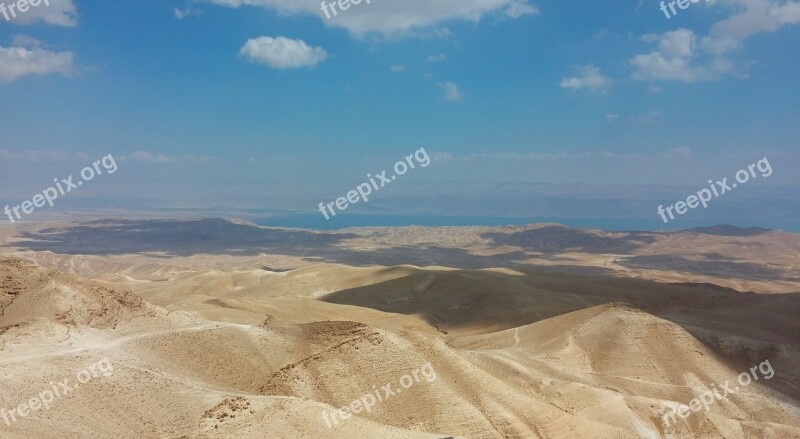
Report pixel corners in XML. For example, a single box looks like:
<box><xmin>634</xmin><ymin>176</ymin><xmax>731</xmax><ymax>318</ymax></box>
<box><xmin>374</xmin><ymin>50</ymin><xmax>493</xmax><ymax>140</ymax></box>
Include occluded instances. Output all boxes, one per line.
<box><xmin>593</xmin><ymin>28</ymin><xmax>610</xmax><ymax>40</ymax></box>
<box><xmin>23</xmin><ymin>149</ymin><xmax>79</xmax><ymax>162</ymax></box>
<box><xmin>440</xmin><ymin>150</ymin><xmax>712</xmax><ymax>163</ymax></box>
<box><xmin>11</xmin><ymin>34</ymin><xmax>41</xmax><ymax>48</ymax></box>
<box><xmin>427</xmin><ymin>53</ymin><xmax>447</xmax><ymax>62</ymax></box>
<box><xmin>438</xmin><ymin>81</ymin><xmax>463</xmax><ymax>101</ymax></box>
<box><xmin>3</xmin><ymin>0</ymin><xmax>78</xmax><ymax>26</ymax></box>
<box><xmin>433</xmin><ymin>27</ymin><xmax>455</xmax><ymax>39</ymax></box>
<box><xmin>131</xmin><ymin>151</ymin><xmax>174</xmax><ymax>164</ymax></box>
<box><xmin>127</xmin><ymin>151</ymin><xmax>215</xmax><ymax>164</ymax></box>
<box><xmin>630</xmin><ymin>29</ymin><xmax>722</xmax><ymax>82</ymax></box>
<box><xmin>667</xmin><ymin>146</ymin><xmax>692</xmax><ymax>158</ymax></box>
<box><xmin>0</xmin><ymin>44</ymin><xmax>74</xmax><ymax>83</ymax></box>
<box><xmin>390</xmin><ymin>64</ymin><xmax>406</xmax><ymax>73</ymax></box>
<box><xmin>503</xmin><ymin>0</ymin><xmax>539</xmax><ymax>18</ymax></box>
<box><xmin>461</xmin><ymin>151</ymin><xmax>593</xmax><ymax>161</ymax></box>
<box><xmin>631</xmin><ymin>0</ymin><xmax>800</xmax><ymax>82</ymax></box>
<box><xmin>174</xmin><ymin>5</ymin><xmax>202</xmax><ymax>19</ymax></box>
<box><xmin>605</xmin><ymin>113</ymin><xmax>619</xmax><ymax>123</ymax></box>
<box><xmin>560</xmin><ymin>64</ymin><xmax>610</xmax><ymax>93</ymax></box>
<box><xmin>706</xmin><ymin>0</ymin><xmax>800</xmax><ymax>54</ymax></box>
<box><xmin>239</xmin><ymin>36</ymin><xmax>327</xmax><ymax>69</ymax></box>
<box><xmin>640</xmin><ymin>33</ymin><xmax>659</xmax><ymax>43</ymax></box>
<box><xmin>203</xmin><ymin>0</ymin><xmax>539</xmax><ymax>37</ymax></box>
<box><xmin>430</xmin><ymin>152</ymin><xmax>455</xmax><ymax>161</ymax></box>
<box><xmin>26</xmin><ymin>150</ymin><xmax>72</xmax><ymax>162</ymax></box>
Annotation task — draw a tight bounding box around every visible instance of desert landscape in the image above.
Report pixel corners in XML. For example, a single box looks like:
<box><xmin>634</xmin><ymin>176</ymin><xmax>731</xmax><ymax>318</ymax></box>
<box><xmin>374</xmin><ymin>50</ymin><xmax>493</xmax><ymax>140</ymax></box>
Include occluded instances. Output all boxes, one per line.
<box><xmin>2</xmin><ymin>1</ymin><xmax>799</xmax><ymax>437</ymax></box>
<box><xmin>0</xmin><ymin>219</ymin><xmax>798</xmax><ymax>438</ymax></box>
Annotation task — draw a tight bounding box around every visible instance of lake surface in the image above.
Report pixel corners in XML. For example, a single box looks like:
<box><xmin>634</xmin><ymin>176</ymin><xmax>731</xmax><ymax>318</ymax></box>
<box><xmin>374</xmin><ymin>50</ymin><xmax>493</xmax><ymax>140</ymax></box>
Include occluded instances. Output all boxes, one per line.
<box><xmin>254</xmin><ymin>214</ymin><xmax>800</xmax><ymax>232</ymax></box>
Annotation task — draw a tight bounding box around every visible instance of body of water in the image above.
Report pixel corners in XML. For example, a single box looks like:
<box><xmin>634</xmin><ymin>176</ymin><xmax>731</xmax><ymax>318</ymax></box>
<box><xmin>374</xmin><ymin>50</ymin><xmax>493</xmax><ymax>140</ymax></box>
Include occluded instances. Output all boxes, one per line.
<box><xmin>254</xmin><ymin>214</ymin><xmax>800</xmax><ymax>233</ymax></box>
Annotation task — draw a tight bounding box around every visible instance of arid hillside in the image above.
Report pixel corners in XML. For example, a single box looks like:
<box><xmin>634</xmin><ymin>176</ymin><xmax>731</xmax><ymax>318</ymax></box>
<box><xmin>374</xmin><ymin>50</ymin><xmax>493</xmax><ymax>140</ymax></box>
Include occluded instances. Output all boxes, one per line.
<box><xmin>0</xmin><ymin>220</ymin><xmax>798</xmax><ymax>438</ymax></box>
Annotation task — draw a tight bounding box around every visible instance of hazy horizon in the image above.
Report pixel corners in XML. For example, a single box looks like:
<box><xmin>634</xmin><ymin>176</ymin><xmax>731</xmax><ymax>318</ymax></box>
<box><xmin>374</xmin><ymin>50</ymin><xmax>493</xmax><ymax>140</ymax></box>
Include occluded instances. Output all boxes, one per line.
<box><xmin>2</xmin><ymin>0</ymin><xmax>799</xmax><ymax>230</ymax></box>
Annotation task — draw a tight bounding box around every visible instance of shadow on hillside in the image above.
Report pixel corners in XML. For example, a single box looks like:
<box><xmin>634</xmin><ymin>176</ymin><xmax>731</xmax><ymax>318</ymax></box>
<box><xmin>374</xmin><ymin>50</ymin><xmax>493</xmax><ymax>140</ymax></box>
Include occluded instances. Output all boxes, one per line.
<box><xmin>8</xmin><ymin>219</ymin><xmax>358</xmax><ymax>257</ymax></box>
<box><xmin>620</xmin><ymin>254</ymin><xmax>792</xmax><ymax>281</ymax></box>
<box><xmin>481</xmin><ymin>225</ymin><xmax>657</xmax><ymax>254</ymax></box>
<box><xmin>322</xmin><ymin>268</ymin><xmax>800</xmax><ymax>399</ymax></box>
<box><xmin>8</xmin><ymin>220</ymin><xmax>792</xmax><ymax>281</ymax></box>
<box><xmin>684</xmin><ymin>225</ymin><xmax>773</xmax><ymax>237</ymax></box>
<box><xmin>7</xmin><ymin>219</ymin><xmax>617</xmax><ymax>273</ymax></box>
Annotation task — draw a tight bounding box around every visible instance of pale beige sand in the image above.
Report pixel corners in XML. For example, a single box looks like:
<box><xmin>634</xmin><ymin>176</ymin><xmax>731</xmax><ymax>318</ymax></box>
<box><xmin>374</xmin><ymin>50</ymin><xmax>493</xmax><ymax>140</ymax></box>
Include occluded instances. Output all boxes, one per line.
<box><xmin>0</xmin><ymin>220</ymin><xmax>798</xmax><ymax>438</ymax></box>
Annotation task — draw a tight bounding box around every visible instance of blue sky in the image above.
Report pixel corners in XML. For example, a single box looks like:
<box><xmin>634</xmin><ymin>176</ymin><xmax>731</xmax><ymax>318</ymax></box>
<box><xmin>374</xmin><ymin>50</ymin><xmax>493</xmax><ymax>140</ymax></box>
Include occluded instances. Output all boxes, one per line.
<box><xmin>0</xmin><ymin>0</ymin><xmax>799</xmax><ymax>228</ymax></box>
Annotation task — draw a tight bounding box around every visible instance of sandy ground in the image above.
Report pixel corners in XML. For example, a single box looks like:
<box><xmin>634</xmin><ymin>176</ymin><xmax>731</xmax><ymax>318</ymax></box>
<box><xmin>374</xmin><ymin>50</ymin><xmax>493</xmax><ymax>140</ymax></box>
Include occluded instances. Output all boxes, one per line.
<box><xmin>0</xmin><ymin>219</ymin><xmax>798</xmax><ymax>438</ymax></box>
